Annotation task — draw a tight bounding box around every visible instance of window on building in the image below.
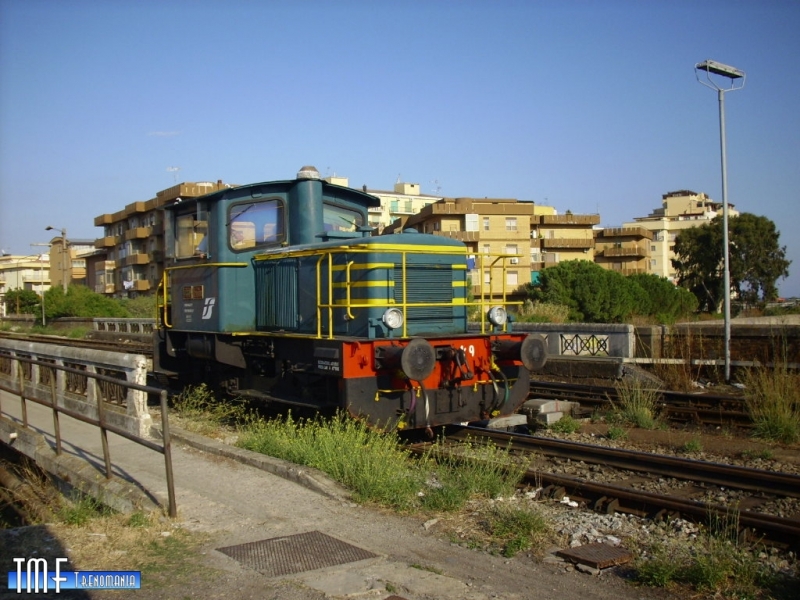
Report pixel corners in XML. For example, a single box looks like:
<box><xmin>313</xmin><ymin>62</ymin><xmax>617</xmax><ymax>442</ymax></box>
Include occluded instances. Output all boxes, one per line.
<box><xmin>505</xmin><ymin>244</ymin><xmax>518</xmax><ymax>255</ymax></box>
<box><xmin>390</xmin><ymin>200</ymin><xmax>398</xmax><ymax>213</ymax></box>
<box><xmin>482</xmin><ymin>244</ymin><xmax>490</xmax><ymax>254</ymax></box>
<box><xmin>507</xmin><ymin>271</ymin><xmax>518</xmax><ymax>286</ymax></box>
<box><xmin>651</xmin><ymin>245</ymin><xmax>656</xmax><ymax>252</ymax></box>
<box><xmin>482</xmin><ymin>217</ymin><xmax>490</xmax><ymax>231</ymax></box>
<box><xmin>465</xmin><ymin>214</ymin><xmax>478</xmax><ymax>232</ymax></box>
<box><xmin>505</xmin><ymin>217</ymin><xmax>517</xmax><ymax>231</ymax></box>
<box><xmin>483</xmin><ymin>270</ymin><xmax>491</xmax><ymax>285</ymax></box>
<box><xmin>651</xmin><ymin>259</ymin><xmax>657</xmax><ymax>267</ymax></box>
<box><xmin>404</xmin><ymin>200</ymin><xmax>412</xmax><ymax>213</ymax></box>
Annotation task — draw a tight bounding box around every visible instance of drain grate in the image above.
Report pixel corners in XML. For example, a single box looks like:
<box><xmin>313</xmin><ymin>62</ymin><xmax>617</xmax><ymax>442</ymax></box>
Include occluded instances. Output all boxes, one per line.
<box><xmin>556</xmin><ymin>543</ymin><xmax>633</xmax><ymax>569</ymax></box>
<box><xmin>217</xmin><ymin>530</ymin><xmax>378</xmax><ymax>577</ymax></box>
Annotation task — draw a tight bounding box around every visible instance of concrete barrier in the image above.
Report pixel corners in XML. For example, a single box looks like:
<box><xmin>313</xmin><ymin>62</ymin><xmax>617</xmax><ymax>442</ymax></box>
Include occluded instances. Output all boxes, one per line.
<box><xmin>0</xmin><ymin>339</ymin><xmax>152</xmax><ymax>437</ymax></box>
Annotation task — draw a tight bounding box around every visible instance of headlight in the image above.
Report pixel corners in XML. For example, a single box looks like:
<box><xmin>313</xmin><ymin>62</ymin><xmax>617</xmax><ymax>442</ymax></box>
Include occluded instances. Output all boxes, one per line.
<box><xmin>487</xmin><ymin>306</ymin><xmax>507</xmax><ymax>327</ymax></box>
<box><xmin>382</xmin><ymin>308</ymin><xmax>404</xmax><ymax>330</ymax></box>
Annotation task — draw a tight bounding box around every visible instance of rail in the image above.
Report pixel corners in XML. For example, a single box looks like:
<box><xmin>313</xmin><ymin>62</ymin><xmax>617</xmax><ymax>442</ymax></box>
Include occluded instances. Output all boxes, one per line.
<box><xmin>0</xmin><ymin>355</ymin><xmax>176</xmax><ymax>517</ymax></box>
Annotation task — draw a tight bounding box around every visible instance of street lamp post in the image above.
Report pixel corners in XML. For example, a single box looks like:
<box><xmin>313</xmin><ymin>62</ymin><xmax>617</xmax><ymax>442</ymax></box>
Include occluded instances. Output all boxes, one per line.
<box><xmin>45</xmin><ymin>226</ymin><xmax>68</xmax><ymax>293</ymax></box>
<box><xmin>695</xmin><ymin>59</ymin><xmax>745</xmax><ymax>383</ymax></box>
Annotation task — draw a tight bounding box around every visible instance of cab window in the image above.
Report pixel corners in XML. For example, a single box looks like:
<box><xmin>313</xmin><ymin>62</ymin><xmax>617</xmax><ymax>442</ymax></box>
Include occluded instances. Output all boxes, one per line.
<box><xmin>175</xmin><ymin>213</ymin><xmax>207</xmax><ymax>259</ymax></box>
<box><xmin>323</xmin><ymin>203</ymin><xmax>363</xmax><ymax>233</ymax></box>
<box><xmin>228</xmin><ymin>199</ymin><xmax>284</xmax><ymax>251</ymax></box>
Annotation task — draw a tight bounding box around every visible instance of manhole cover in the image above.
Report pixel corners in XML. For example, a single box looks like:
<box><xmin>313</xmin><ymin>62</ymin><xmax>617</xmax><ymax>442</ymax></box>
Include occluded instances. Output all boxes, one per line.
<box><xmin>556</xmin><ymin>543</ymin><xmax>632</xmax><ymax>569</ymax></box>
<box><xmin>216</xmin><ymin>530</ymin><xmax>378</xmax><ymax>577</ymax></box>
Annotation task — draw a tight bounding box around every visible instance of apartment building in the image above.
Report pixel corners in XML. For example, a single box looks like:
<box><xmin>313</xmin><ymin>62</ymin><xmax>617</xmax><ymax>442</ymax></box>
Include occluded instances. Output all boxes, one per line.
<box><xmin>93</xmin><ymin>180</ymin><xmax>231</xmax><ymax>296</ymax></box>
<box><xmin>0</xmin><ymin>254</ymin><xmax>49</xmax><ymax>316</ymax></box>
<box><xmin>325</xmin><ymin>176</ymin><xmax>443</xmax><ymax>233</ymax></box>
<box><xmin>47</xmin><ymin>237</ymin><xmax>96</xmax><ymax>290</ymax></box>
<box><xmin>593</xmin><ymin>226</ymin><xmax>653</xmax><ymax>275</ymax></box>
<box><xmin>623</xmin><ymin>190</ymin><xmax>737</xmax><ymax>283</ymax></box>
<box><xmin>383</xmin><ymin>197</ymin><xmax>599</xmax><ymax>300</ymax></box>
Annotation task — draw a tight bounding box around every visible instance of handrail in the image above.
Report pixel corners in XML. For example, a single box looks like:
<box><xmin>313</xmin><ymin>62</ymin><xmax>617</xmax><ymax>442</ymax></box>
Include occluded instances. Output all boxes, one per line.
<box><xmin>0</xmin><ymin>355</ymin><xmax>177</xmax><ymax>518</ymax></box>
<box><xmin>256</xmin><ymin>245</ymin><xmax>523</xmax><ymax>338</ymax></box>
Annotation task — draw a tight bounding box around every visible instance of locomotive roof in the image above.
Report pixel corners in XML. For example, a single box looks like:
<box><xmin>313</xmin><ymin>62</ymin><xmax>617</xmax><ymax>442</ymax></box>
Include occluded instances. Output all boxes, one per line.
<box><xmin>165</xmin><ymin>177</ymin><xmax>381</xmax><ymax>209</ymax></box>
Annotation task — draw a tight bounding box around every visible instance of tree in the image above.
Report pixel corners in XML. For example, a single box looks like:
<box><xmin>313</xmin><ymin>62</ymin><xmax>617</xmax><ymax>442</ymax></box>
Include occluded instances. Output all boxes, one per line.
<box><xmin>672</xmin><ymin>213</ymin><xmax>790</xmax><ymax>312</ymax></box>
<box><xmin>527</xmin><ymin>260</ymin><xmax>640</xmax><ymax>323</ymax></box>
<box><xmin>627</xmin><ymin>273</ymin><xmax>698</xmax><ymax>323</ymax></box>
<box><xmin>43</xmin><ymin>285</ymin><xmax>130</xmax><ymax>319</ymax></box>
<box><xmin>3</xmin><ymin>289</ymin><xmax>40</xmax><ymax>315</ymax></box>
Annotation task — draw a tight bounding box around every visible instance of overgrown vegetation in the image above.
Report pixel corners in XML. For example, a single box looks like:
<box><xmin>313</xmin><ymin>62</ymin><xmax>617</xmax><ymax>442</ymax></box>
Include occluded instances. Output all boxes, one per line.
<box><xmin>741</xmin><ymin>362</ymin><xmax>800</xmax><ymax>444</ymax></box>
<box><xmin>236</xmin><ymin>410</ymin><xmax>530</xmax><ymax>513</ymax></box>
<box><xmin>634</xmin><ymin>509</ymin><xmax>792</xmax><ymax>598</ymax></box>
<box><xmin>1</xmin><ymin>284</ymin><xmax>155</xmax><ymax>324</ymax></box>
<box><xmin>609</xmin><ymin>377</ymin><xmax>660</xmax><ymax>429</ymax></box>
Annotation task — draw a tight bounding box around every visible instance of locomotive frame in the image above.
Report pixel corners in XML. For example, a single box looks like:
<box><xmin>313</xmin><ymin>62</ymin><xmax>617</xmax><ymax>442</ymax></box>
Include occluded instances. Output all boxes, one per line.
<box><xmin>154</xmin><ymin>166</ymin><xmax>546</xmax><ymax>430</ymax></box>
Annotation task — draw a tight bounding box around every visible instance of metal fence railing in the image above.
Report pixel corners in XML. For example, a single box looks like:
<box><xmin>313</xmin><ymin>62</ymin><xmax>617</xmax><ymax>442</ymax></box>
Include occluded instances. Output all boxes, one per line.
<box><xmin>0</xmin><ymin>354</ymin><xmax>176</xmax><ymax>517</ymax></box>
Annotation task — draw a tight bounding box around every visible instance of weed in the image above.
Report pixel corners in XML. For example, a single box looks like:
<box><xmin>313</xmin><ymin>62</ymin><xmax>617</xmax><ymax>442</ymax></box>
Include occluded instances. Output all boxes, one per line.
<box><xmin>481</xmin><ymin>503</ymin><xmax>548</xmax><ymax>557</ymax></box>
<box><xmin>741</xmin><ymin>448</ymin><xmax>774</xmax><ymax>461</ymax></box>
<box><xmin>680</xmin><ymin>437</ymin><xmax>703</xmax><ymax>454</ymax></box>
<box><xmin>239</xmin><ymin>411</ymin><xmax>422</xmax><ymax>509</ymax></box>
<box><xmin>410</xmin><ymin>563</ymin><xmax>443</xmax><ymax>575</ymax></box>
<box><xmin>170</xmin><ymin>384</ymin><xmax>249</xmax><ymax>434</ymax></box>
<box><xmin>740</xmin><ymin>361</ymin><xmax>800</xmax><ymax>444</ymax></box>
<box><xmin>126</xmin><ymin>511</ymin><xmax>151</xmax><ymax>528</ymax></box>
<box><xmin>57</xmin><ymin>494</ymin><xmax>113</xmax><ymax>526</ymax></box>
<box><xmin>610</xmin><ymin>377</ymin><xmax>660</xmax><ymax>429</ymax></box>
<box><xmin>606</xmin><ymin>425</ymin><xmax>628</xmax><ymax>440</ymax></box>
<box><xmin>548</xmin><ymin>415</ymin><xmax>581</xmax><ymax>434</ymax></box>
<box><xmin>385</xmin><ymin>582</ymin><xmax>397</xmax><ymax>593</ymax></box>
<box><xmin>512</xmin><ymin>300</ymin><xmax>570</xmax><ymax>324</ymax></box>
<box><xmin>635</xmin><ymin>544</ymin><xmax>682</xmax><ymax>587</ymax></box>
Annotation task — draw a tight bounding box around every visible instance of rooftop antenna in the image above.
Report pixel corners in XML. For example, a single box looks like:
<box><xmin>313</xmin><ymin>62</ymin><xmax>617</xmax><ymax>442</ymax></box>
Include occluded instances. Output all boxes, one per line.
<box><xmin>430</xmin><ymin>179</ymin><xmax>442</xmax><ymax>195</ymax></box>
<box><xmin>396</xmin><ymin>173</ymin><xmax>402</xmax><ymax>184</ymax></box>
<box><xmin>167</xmin><ymin>166</ymin><xmax>181</xmax><ymax>183</ymax></box>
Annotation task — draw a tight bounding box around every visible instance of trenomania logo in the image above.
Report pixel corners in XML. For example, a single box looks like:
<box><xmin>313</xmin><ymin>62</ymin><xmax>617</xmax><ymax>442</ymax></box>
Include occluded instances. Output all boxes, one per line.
<box><xmin>9</xmin><ymin>558</ymin><xmax>141</xmax><ymax>593</ymax></box>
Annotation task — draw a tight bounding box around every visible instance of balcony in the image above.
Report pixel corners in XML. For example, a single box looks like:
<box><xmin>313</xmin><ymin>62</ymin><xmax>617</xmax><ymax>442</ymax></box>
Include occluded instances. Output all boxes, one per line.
<box><xmin>94</xmin><ymin>214</ymin><xmax>113</xmax><ymax>226</ymax></box>
<box><xmin>541</xmin><ymin>237</ymin><xmax>594</xmax><ymax>249</ymax></box>
<box><xmin>601</xmin><ymin>244</ymin><xmax>648</xmax><ymax>257</ymax></box>
<box><xmin>123</xmin><ymin>253</ymin><xmax>150</xmax><ymax>266</ymax></box>
<box><xmin>131</xmin><ymin>280</ymin><xmax>151</xmax><ymax>292</ymax></box>
<box><xmin>539</xmin><ymin>214</ymin><xmax>601</xmax><ymax>226</ymax></box>
<box><xmin>124</xmin><ymin>226</ymin><xmax>153</xmax><ymax>240</ymax></box>
<box><xmin>94</xmin><ymin>236</ymin><xmax>117</xmax><ymax>249</ymax></box>
<box><xmin>124</xmin><ymin>201</ymin><xmax>148</xmax><ymax>217</ymax></box>
<box><xmin>597</xmin><ymin>226</ymin><xmax>653</xmax><ymax>240</ymax></box>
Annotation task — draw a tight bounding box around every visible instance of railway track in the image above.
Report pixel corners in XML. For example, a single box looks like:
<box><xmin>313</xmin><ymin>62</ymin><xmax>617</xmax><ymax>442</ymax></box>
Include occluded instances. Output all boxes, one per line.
<box><xmin>411</xmin><ymin>426</ymin><xmax>800</xmax><ymax>549</ymax></box>
<box><xmin>0</xmin><ymin>330</ymin><xmax>152</xmax><ymax>356</ymax></box>
<box><xmin>530</xmin><ymin>379</ymin><xmax>751</xmax><ymax>426</ymax></box>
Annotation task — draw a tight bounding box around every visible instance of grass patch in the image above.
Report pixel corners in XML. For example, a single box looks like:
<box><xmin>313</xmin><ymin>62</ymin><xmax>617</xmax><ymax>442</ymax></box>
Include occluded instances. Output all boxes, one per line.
<box><xmin>239</xmin><ymin>411</ymin><xmax>422</xmax><ymax>509</ymax></box>
<box><xmin>740</xmin><ymin>363</ymin><xmax>800</xmax><ymax>444</ymax></box>
<box><xmin>547</xmin><ymin>415</ymin><xmax>581</xmax><ymax>434</ymax></box>
<box><xmin>610</xmin><ymin>377</ymin><xmax>660</xmax><ymax>429</ymax></box>
<box><xmin>634</xmin><ymin>508</ymin><xmax>791</xmax><ymax>598</ymax></box>
<box><xmin>741</xmin><ymin>448</ymin><xmax>774</xmax><ymax>461</ymax></box>
<box><xmin>57</xmin><ymin>493</ymin><xmax>113</xmax><ymax>526</ymax></box>
<box><xmin>480</xmin><ymin>503</ymin><xmax>549</xmax><ymax>557</ymax></box>
<box><xmin>238</xmin><ymin>413</ymin><xmax>528</xmax><ymax>513</ymax></box>
<box><xmin>680</xmin><ymin>437</ymin><xmax>703</xmax><ymax>454</ymax></box>
<box><xmin>169</xmin><ymin>383</ymin><xmax>250</xmax><ymax>436</ymax></box>
<box><xmin>606</xmin><ymin>425</ymin><xmax>628</xmax><ymax>440</ymax></box>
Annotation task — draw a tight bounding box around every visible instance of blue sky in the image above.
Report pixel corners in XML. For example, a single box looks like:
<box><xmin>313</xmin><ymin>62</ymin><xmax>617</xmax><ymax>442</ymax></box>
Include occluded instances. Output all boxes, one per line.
<box><xmin>2</xmin><ymin>0</ymin><xmax>798</xmax><ymax>296</ymax></box>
